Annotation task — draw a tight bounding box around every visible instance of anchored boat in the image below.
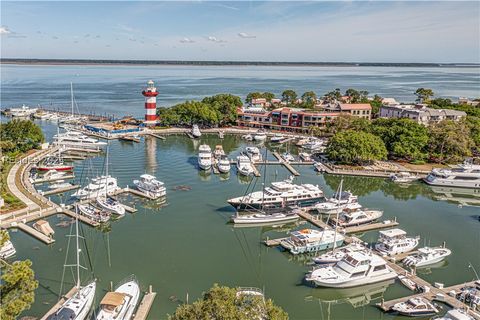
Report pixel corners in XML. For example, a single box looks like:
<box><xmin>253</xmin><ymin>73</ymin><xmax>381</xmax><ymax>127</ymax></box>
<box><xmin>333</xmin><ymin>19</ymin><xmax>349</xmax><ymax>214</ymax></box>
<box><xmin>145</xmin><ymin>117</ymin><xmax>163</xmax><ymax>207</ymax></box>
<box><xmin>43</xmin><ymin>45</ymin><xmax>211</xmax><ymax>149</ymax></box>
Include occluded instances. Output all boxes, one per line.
<box><xmin>95</xmin><ymin>275</ymin><xmax>140</xmax><ymax>320</ymax></box>
<box><xmin>392</xmin><ymin>297</ymin><xmax>439</xmax><ymax>317</ymax></box>
<box><xmin>133</xmin><ymin>174</ymin><xmax>166</xmax><ymax>199</ymax></box>
<box><xmin>280</xmin><ymin>228</ymin><xmax>345</xmax><ymax>255</ymax></box>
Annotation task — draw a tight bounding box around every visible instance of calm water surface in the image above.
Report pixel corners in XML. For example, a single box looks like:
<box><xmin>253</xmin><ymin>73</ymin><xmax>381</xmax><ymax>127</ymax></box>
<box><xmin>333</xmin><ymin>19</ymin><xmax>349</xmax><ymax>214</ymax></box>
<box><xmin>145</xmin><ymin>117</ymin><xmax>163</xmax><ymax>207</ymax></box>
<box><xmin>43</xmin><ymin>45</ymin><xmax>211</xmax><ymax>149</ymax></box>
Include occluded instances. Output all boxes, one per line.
<box><xmin>1</xmin><ymin>65</ymin><xmax>479</xmax><ymax>319</ymax></box>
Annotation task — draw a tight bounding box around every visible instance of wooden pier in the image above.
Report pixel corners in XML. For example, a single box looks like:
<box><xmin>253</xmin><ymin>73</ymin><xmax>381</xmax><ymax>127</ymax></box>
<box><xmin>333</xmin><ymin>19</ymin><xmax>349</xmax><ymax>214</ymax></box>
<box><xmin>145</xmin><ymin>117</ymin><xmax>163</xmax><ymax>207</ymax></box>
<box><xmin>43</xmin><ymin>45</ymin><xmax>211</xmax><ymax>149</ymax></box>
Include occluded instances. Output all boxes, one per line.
<box><xmin>41</xmin><ymin>184</ymin><xmax>80</xmax><ymax>196</ymax></box>
<box><xmin>343</xmin><ymin>219</ymin><xmax>399</xmax><ymax>234</ymax></box>
<box><xmin>133</xmin><ymin>286</ymin><xmax>157</xmax><ymax>320</ymax></box>
<box><xmin>40</xmin><ymin>286</ymin><xmax>79</xmax><ymax>320</ymax></box>
<box><xmin>147</xmin><ymin>132</ymin><xmax>166</xmax><ymax>140</ymax></box>
<box><xmin>16</xmin><ymin>222</ymin><xmax>55</xmax><ymax>244</ymax></box>
<box><xmin>272</xmin><ymin>152</ymin><xmax>300</xmax><ymax>176</ymax></box>
<box><xmin>120</xmin><ymin>135</ymin><xmax>140</xmax><ymax>143</ymax></box>
<box><xmin>185</xmin><ymin>132</ymin><xmax>195</xmax><ymax>139</ymax></box>
<box><xmin>33</xmin><ymin>174</ymin><xmax>75</xmax><ymax>184</ymax></box>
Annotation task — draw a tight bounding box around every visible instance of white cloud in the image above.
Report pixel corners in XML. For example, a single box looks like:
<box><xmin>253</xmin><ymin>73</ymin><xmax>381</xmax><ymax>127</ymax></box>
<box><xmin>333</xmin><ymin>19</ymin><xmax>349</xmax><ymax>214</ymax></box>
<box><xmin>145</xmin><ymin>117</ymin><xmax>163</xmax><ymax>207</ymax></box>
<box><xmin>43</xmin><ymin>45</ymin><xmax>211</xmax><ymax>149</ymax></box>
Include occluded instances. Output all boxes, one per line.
<box><xmin>238</xmin><ymin>32</ymin><xmax>256</xmax><ymax>39</ymax></box>
<box><xmin>180</xmin><ymin>37</ymin><xmax>195</xmax><ymax>43</ymax></box>
<box><xmin>206</xmin><ymin>36</ymin><xmax>226</xmax><ymax>43</ymax></box>
<box><xmin>0</xmin><ymin>26</ymin><xmax>12</xmax><ymax>35</ymax></box>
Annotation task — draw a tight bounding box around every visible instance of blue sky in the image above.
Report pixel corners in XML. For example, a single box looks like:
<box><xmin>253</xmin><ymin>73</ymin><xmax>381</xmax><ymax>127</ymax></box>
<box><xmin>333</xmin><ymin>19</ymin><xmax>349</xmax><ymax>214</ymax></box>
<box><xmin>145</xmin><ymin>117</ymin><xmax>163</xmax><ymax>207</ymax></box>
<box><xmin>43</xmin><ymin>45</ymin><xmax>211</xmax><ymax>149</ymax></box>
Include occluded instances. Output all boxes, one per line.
<box><xmin>1</xmin><ymin>1</ymin><xmax>479</xmax><ymax>62</ymax></box>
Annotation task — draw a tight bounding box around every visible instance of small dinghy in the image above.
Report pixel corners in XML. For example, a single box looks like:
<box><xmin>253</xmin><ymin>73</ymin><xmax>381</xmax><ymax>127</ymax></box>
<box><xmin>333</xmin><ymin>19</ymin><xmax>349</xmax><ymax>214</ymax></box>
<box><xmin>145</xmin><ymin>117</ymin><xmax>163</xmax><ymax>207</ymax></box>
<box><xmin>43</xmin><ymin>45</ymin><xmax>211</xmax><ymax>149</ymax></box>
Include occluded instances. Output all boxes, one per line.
<box><xmin>33</xmin><ymin>219</ymin><xmax>55</xmax><ymax>237</ymax></box>
<box><xmin>403</xmin><ymin>246</ymin><xmax>452</xmax><ymax>268</ymax></box>
<box><xmin>392</xmin><ymin>297</ymin><xmax>439</xmax><ymax>317</ymax></box>
<box><xmin>398</xmin><ymin>275</ymin><xmax>417</xmax><ymax>291</ymax></box>
<box><xmin>282</xmin><ymin>152</ymin><xmax>295</xmax><ymax>163</ymax></box>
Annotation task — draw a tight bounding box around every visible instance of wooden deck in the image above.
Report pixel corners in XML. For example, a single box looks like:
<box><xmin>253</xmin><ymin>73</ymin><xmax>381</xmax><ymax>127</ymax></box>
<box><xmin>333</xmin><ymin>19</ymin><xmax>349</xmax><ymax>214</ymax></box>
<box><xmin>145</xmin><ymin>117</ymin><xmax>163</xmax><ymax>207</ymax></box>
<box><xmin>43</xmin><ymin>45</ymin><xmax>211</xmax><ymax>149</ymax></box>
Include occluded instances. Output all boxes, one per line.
<box><xmin>40</xmin><ymin>286</ymin><xmax>78</xmax><ymax>320</ymax></box>
<box><xmin>272</xmin><ymin>152</ymin><xmax>300</xmax><ymax>176</ymax></box>
<box><xmin>16</xmin><ymin>222</ymin><xmax>55</xmax><ymax>244</ymax></box>
<box><xmin>343</xmin><ymin>219</ymin><xmax>399</xmax><ymax>234</ymax></box>
<box><xmin>133</xmin><ymin>286</ymin><xmax>157</xmax><ymax>320</ymax></box>
<box><xmin>147</xmin><ymin>132</ymin><xmax>166</xmax><ymax>140</ymax></box>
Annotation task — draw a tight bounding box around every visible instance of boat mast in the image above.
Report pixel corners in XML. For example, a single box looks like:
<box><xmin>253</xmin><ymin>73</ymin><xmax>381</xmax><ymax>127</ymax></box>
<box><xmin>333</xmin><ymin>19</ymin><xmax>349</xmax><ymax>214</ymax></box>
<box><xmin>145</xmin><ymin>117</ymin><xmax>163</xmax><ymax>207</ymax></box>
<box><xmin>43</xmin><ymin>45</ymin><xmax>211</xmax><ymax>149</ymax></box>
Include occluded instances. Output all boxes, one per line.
<box><xmin>104</xmin><ymin>144</ymin><xmax>109</xmax><ymax>197</ymax></box>
<box><xmin>332</xmin><ymin>179</ymin><xmax>343</xmax><ymax>252</ymax></box>
<box><xmin>70</xmin><ymin>82</ymin><xmax>74</xmax><ymax>117</ymax></box>
<box><xmin>75</xmin><ymin>205</ymin><xmax>81</xmax><ymax>288</ymax></box>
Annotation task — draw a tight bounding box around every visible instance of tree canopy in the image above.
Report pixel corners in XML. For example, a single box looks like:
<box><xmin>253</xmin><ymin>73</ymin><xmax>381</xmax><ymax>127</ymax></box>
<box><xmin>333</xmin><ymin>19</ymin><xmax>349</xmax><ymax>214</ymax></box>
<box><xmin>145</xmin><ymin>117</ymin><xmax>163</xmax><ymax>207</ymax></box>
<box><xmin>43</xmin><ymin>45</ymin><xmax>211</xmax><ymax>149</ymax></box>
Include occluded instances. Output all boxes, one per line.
<box><xmin>428</xmin><ymin>119</ymin><xmax>473</xmax><ymax>163</ymax></box>
<box><xmin>0</xmin><ymin>119</ymin><xmax>44</xmax><ymax>155</ymax></box>
<box><xmin>301</xmin><ymin>91</ymin><xmax>317</xmax><ymax>108</ymax></box>
<box><xmin>245</xmin><ymin>92</ymin><xmax>275</xmax><ymax>104</ymax></box>
<box><xmin>326</xmin><ymin>130</ymin><xmax>387</xmax><ymax>165</ymax></box>
<box><xmin>281</xmin><ymin>90</ymin><xmax>297</xmax><ymax>106</ymax></box>
<box><xmin>0</xmin><ymin>231</ymin><xmax>38</xmax><ymax>320</ymax></box>
<box><xmin>414</xmin><ymin>88</ymin><xmax>434</xmax><ymax>103</ymax></box>
<box><xmin>168</xmin><ymin>284</ymin><xmax>288</xmax><ymax>320</ymax></box>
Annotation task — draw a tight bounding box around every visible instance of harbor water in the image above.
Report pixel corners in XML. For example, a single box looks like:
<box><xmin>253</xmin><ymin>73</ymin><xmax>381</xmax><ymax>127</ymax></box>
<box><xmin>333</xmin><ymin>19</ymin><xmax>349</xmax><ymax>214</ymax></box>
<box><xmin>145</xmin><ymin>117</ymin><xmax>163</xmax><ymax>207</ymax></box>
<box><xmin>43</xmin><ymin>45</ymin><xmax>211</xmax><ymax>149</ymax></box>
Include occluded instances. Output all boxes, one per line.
<box><xmin>1</xmin><ymin>64</ymin><xmax>480</xmax><ymax>319</ymax></box>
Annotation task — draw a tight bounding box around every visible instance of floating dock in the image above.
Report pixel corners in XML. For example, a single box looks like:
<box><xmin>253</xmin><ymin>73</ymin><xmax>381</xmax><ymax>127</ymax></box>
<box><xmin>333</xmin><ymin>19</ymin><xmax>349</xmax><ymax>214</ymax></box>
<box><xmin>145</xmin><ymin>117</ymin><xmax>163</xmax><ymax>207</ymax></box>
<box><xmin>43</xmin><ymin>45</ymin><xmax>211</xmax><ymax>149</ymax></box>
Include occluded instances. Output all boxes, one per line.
<box><xmin>272</xmin><ymin>152</ymin><xmax>300</xmax><ymax>176</ymax></box>
<box><xmin>33</xmin><ymin>174</ymin><xmax>75</xmax><ymax>184</ymax></box>
<box><xmin>147</xmin><ymin>132</ymin><xmax>166</xmax><ymax>140</ymax></box>
<box><xmin>133</xmin><ymin>286</ymin><xmax>157</xmax><ymax>320</ymax></box>
<box><xmin>41</xmin><ymin>184</ymin><xmax>80</xmax><ymax>196</ymax></box>
<box><xmin>16</xmin><ymin>222</ymin><xmax>55</xmax><ymax>244</ymax></box>
<box><xmin>120</xmin><ymin>135</ymin><xmax>140</xmax><ymax>143</ymax></box>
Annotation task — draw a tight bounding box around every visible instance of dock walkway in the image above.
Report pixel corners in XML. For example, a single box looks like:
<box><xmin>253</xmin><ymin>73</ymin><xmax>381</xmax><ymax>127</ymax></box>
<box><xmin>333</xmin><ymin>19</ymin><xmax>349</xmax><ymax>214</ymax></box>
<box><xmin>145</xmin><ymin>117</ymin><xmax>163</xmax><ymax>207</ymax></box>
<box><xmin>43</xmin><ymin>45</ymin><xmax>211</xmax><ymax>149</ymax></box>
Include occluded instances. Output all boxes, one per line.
<box><xmin>133</xmin><ymin>286</ymin><xmax>157</xmax><ymax>320</ymax></box>
<box><xmin>272</xmin><ymin>152</ymin><xmax>300</xmax><ymax>176</ymax></box>
<box><xmin>16</xmin><ymin>222</ymin><xmax>55</xmax><ymax>244</ymax></box>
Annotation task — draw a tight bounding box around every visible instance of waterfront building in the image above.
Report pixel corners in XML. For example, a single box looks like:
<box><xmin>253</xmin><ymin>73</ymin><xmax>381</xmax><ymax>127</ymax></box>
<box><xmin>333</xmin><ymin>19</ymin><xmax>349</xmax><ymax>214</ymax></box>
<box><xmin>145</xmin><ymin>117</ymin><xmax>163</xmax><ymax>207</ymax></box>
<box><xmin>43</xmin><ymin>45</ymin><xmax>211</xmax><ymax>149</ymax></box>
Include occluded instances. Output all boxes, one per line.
<box><xmin>237</xmin><ymin>102</ymin><xmax>371</xmax><ymax>132</ymax></box>
<box><xmin>379</xmin><ymin>104</ymin><xmax>466</xmax><ymax>125</ymax></box>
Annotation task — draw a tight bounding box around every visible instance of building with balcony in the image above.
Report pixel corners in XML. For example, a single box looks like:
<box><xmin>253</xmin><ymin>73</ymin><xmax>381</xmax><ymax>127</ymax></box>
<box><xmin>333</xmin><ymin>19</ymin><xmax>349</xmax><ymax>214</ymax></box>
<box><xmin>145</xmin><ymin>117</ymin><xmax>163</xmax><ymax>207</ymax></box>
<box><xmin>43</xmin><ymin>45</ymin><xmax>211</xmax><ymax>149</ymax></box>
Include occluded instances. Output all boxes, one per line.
<box><xmin>379</xmin><ymin>104</ymin><xmax>466</xmax><ymax>125</ymax></box>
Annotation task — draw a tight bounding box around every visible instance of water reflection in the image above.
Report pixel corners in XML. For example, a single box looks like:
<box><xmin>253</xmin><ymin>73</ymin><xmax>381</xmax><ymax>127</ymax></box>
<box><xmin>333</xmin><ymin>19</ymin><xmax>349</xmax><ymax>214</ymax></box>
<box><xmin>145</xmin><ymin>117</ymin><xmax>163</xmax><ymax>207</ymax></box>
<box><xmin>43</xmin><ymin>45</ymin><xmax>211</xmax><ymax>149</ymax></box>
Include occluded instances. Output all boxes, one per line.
<box><xmin>144</xmin><ymin>136</ymin><xmax>157</xmax><ymax>174</ymax></box>
<box><xmin>429</xmin><ymin>186</ymin><xmax>480</xmax><ymax>207</ymax></box>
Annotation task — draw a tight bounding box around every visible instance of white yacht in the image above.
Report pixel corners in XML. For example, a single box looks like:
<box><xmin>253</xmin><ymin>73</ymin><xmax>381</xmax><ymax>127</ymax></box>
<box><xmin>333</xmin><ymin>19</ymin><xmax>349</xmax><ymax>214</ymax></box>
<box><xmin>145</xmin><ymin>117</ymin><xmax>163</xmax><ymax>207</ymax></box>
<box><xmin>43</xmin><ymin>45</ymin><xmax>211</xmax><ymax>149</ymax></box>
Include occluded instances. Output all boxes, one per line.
<box><xmin>242</xmin><ymin>134</ymin><xmax>253</xmax><ymax>141</ymax></box>
<box><xmin>213</xmin><ymin>145</ymin><xmax>225</xmax><ymax>159</ymax></box>
<box><xmin>314</xmin><ymin>191</ymin><xmax>360</xmax><ymax>215</ymax></box>
<box><xmin>228</xmin><ymin>177</ymin><xmax>323</xmax><ymax>210</ymax></box>
<box><xmin>191</xmin><ymin>124</ymin><xmax>202</xmax><ymax>138</ymax></box>
<box><xmin>299</xmin><ymin>152</ymin><xmax>312</xmax><ymax>162</ymax></box>
<box><xmin>198</xmin><ymin>144</ymin><xmax>212</xmax><ymax>170</ymax></box>
<box><xmin>424</xmin><ymin>162</ymin><xmax>480</xmax><ymax>189</ymax></box>
<box><xmin>236</xmin><ymin>155</ymin><xmax>255</xmax><ymax>176</ymax></box>
<box><xmin>96</xmin><ymin>196</ymin><xmax>125</xmax><ymax>216</ymax></box>
<box><xmin>47</xmin><ymin>281</ymin><xmax>96</xmax><ymax>320</ymax></box>
<box><xmin>280</xmin><ymin>228</ymin><xmax>345</xmax><ymax>255</ymax></box>
<box><xmin>392</xmin><ymin>297</ymin><xmax>439</xmax><ymax>317</ymax></box>
<box><xmin>53</xmin><ymin>131</ymin><xmax>107</xmax><ymax>149</ymax></box>
<box><xmin>217</xmin><ymin>155</ymin><xmax>231</xmax><ymax>174</ymax></box>
<box><xmin>313</xmin><ymin>242</ymin><xmax>366</xmax><ymax>265</ymax></box>
<box><xmin>306</xmin><ymin>251</ymin><xmax>397</xmax><ymax>288</ymax></box>
<box><xmin>72</xmin><ymin>176</ymin><xmax>120</xmax><ymax>199</ymax></box>
<box><xmin>390</xmin><ymin>172</ymin><xmax>418</xmax><ymax>184</ymax></box>
<box><xmin>232</xmin><ymin>210</ymin><xmax>299</xmax><ymax>225</ymax></box>
<box><xmin>133</xmin><ymin>174</ymin><xmax>166</xmax><ymax>199</ymax></box>
<box><xmin>270</xmin><ymin>133</ymin><xmax>285</xmax><ymax>143</ymax></box>
<box><xmin>282</xmin><ymin>152</ymin><xmax>295</xmax><ymax>163</ymax></box>
<box><xmin>96</xmin><ymin>276</ymin><xmax>140</xmax><ymax>320</ymax></box>
<box><xmin>253</xmin><ymin>130</ymin><xmax>267</xmax><ymax>141</ymax></box>
<box><xmin>9</xmin><ymin>105</ymin><xmax>38</xmax><ymax>117</ymax></box>
<box><xmin>435</xmin><ymin>309</ymin><xmax>475</xmax><ymax>320</ymax></box>
<box><xmin>246</xmin><ymin>147</ymin><xmax>262</xmax><ymax>163</ymax></box>
<box><xmin>403</xmin><ymin>246</ymin><xmax>452</xmax><ymax>268</ymax></box>
<box><xmin>302</xmin><ymin>138</ymin><xmax>324</xmax><ymax>151</ymax></box>
<box><xmin>336</xmin><ymin>209</ymin><xmax>383</xmax><ymax>227</ymax></box>
<box><xmin>375</xmin><ymin>229</ymin><xmax>419</xmax><ymax>256</ymax></box>
<box><xmin>0</xmin><ymin>239</ymin><xmax>16</xmax><ymax>259</ymax></box>
<box><xmin>77</xmin><ymin>203</ymin><xmax>111</xmax><ymax>223</ymax></box>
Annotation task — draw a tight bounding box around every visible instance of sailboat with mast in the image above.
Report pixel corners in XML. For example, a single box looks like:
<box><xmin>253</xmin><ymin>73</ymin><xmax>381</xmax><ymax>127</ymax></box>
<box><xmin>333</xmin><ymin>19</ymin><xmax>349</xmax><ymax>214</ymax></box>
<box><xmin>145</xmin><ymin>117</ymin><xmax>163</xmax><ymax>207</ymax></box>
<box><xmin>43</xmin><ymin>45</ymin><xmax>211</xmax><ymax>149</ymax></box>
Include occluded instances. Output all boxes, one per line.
<box><xmin>96</xmin><ymin>144</ymin><xmax>125</xmax><ymax>216</ymax></box>
<box><xmin>231</xmin><ymin>149</ymin><xmax>299</xmax><ymax>225</ymax></box>
<box><xmin>47</xmin><ymin>205</ymin><xmax>96</xmax><ymax>320</ymax></box>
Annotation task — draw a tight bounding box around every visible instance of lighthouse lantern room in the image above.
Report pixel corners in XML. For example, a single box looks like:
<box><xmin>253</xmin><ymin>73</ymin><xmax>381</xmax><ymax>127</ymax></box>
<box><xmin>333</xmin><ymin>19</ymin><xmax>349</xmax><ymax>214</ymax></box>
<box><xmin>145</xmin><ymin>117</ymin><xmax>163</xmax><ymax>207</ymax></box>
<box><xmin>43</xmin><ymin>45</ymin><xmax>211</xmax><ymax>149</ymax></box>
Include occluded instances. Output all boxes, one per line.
<box><xmin>142</xmin><ymin>80</ymin><xmax>159</xmax><ymax>124</ymax></box>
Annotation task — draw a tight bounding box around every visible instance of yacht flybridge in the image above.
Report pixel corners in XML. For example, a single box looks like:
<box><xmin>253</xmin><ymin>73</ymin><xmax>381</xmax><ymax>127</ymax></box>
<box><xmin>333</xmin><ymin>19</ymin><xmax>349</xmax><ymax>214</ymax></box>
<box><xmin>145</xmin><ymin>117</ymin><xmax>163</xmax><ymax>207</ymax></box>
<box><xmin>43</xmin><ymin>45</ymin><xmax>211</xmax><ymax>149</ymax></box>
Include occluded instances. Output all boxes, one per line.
<box><xmin>305</xmin><ymin>251</ymin><xmax>397</xmax><ymax>288</ymax></box>
<box><xmin>228</xmin><ymin>176</ymin><xmax>323</xmax><ymax>210</ymax></box>
<box><xmin>375</xmin><ymin>228</ymin><xmax>419</xmax><ymax>256</ymax></box>
<box><xmin>280</xmin><ymin>228</ymin><xmax>345</xmax><ymax>255</ymax></box>
<box><xmin>53</xmin><ymin>130</ymin><xmax>107</xmax><ymax>150</ymax></box>
<box><xmin>72</xmin><ymin>175</ymin><xmax>119</xmax><ymax>199</ymax></box>
<box><xmin>424</xmin><ymin>162</ymin><xmax>480</xmax><ymax>189</ymax></box>
<box><xmin>133</xmin><ymin>174</ymin><xmax>166</xmax><ymax>199</ymax></box>
<box><xmin>198</xmin><ymin>144</ymin><xmax>212</xmax><ymax>170</ymax></box>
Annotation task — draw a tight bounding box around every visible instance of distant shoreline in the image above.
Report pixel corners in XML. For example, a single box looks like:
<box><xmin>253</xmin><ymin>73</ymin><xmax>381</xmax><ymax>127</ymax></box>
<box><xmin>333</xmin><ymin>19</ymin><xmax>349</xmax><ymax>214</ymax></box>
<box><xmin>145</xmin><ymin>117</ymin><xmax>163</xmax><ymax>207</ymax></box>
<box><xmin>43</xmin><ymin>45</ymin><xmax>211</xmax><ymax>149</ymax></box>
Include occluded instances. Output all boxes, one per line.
<box><xmin>1</xmin><ymin>58</ymin><xmax>479</xmax><ymax>68</ymax></box>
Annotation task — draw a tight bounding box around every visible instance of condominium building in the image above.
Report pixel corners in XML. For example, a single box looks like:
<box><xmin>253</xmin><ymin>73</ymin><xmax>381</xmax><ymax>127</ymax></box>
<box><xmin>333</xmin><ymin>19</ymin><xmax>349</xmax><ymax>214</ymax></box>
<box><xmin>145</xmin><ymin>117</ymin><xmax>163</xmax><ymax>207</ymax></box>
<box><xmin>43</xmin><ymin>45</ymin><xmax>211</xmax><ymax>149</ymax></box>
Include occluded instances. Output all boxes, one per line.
<box><xmin>379</xmin><ymin>104</ymin><xmax>466</xmax><ymax>125</ymax></box>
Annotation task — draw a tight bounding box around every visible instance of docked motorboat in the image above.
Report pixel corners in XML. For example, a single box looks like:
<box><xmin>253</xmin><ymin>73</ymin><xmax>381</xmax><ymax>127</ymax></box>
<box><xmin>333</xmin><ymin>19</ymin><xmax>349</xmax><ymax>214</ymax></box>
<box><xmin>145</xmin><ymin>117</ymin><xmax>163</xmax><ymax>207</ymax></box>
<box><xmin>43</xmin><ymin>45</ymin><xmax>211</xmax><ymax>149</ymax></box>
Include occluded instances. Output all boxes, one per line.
<box><xmin>9</xmin><ymin>105</ymin><xmax>38</xmax><ymax>117</ymax></box>
<box><xmin>77</xmin><ymin>203</ymin><xmax>111</xmax><ymax>223</ymax></box>
<box><xmin>314</xmin><ymin>190</ymin><xmax>359</xmax><ymax>215</ymax></box>
<box><xmin>36</xmin><ymin>155</ymin><xmax>73</xmax><ymax>172</ymax></box>
<box><xmin>302</xmin><ymin>138</ymin><xmax>324</xmax><ymax>151</ymax></box>
<box><xmin>40</xmin><ymin>170</ymin><xmax>68</xmax><ymax>181</ymax></box>
<box><xmin>434</xmin><ymin>309</ymin><xmax>475</xmax><ymax>320</ymax></box>
<box><xmin>236</xmin><ymin>155</ymin><xmax>254</xmax><ymax>176</ymax></box>
<box><xmin>253</xmin><ymin>130</ymin><xmax>267</xmax><ymax>141</ymax></box>
<box><xmin>217</xmin><ymin>155</ymin><xmax>231</xmax><ymax>174</ymax></box>
<box><xmin>198</xmin><ymin>144</ymin><xmax>212</xmax><ymax>170</ymax></box>
<box><xmin>299</xmin><ymin>152</ymin><xmax>312</xmax><ymax>162</ymax></box>
<box><xmin>72</xmin><ymin>176</ymin><xmax>119</xmax><ymax>199</ymax></box>
<box><xmin>403</xmin><ymin>246</ymin><xmax>452</xmax><ymax>268</ymax></box>
<box><xmin>392</xmin><ymin>297</ymin><xmax>439</xmax><ymax>317</ymax></box>
<box><xmin>242</xmin><ymin>134</ymin><xmax>253</xmax><ymax>141</ymax></box>
<box><xmin>0</xmin><ymin>239</ymin><xmax>16</xmax><ymax>259</ymax></box>
<box><xmin>228</xmin><ymin>176</ymin><xmax>323</xmax><ymax>209</ymax></box>
<box><xmin>192</xmin><ymin>124</ymin><xmax>202</xmax><ymax>138</ymax></box>
<box><xmin>47</xmin><ymin>281</ymin><xmax>96</xmax><ymax>320</ymax></box>
<box><xmin>390</xmin><ymin>172</ymin><xmax>418</xmax><ymax>184</ymax></box>
<box><xmin>96</xmin><ymin>196</ymin><xmax>125</xmax><ymax>216</ymax></box>
<box><xmin>33</xmin><ymin>220</ymin><xmax>55</xmax><ymax>237</ymax></box>
<box><xmin>336</xmin><ymin>209</ymin><xmax>383</xmax><ymax>227</ymax></box>
<box><xmin>133</xmin><ymin>174</ymin><xmax>166</xmax><ymax>199</ymax></box>
<box><xmin>296</xmin><ymin>138</ymin><xmax>309</xmax><ymax>147</ymax></box>
<box><xmin>424</xmin><ymin>161</ymin><xmax>480</xmax><ymax>189</ymax></box>
<box><xmin>270</xmin><ymin>133</ymin><xmax>285</xmax><ymax>143</ymax></box>
<box><xmin>282</xmin><ymin>152</ymin><xmax>295</xmax><ymax>163</ymax></box>
<box><xmin>232</xmin><ymin>210</ymin><xmax>299</xmax><ymax>225</ymax></box>
<box><xmin>48</xmin><ymin>181</ymin><xmax>73</xmax><ymax>189</ymax></box>
<box><xmin>280</xmin><ymin>228</ymin><xmax>345</xmax><ymax>255</ymax></box>
<box><xmin>246</xmin><ymin>147</ymin><xmax>262</xmax><ymax>162</ymax></box>
<box><xmin>375</xmin><ymin>229</ymin><xmax>419</xmax><ymax>256</ymax></box>
<box><xmin>53</xmin><ymin>131</ymin><xmax>107</xmax><ymax>150</ymax></box>
<box><xmin>398</xmin><ymin>275</ymin><xmax>418</xmax><ymax>291</ymax></box>
<box><xmin>96</xmin><ymin>276</ymin><xmax>140</xmax><ymax>320</ymax></box>
<box><xmin>306</xmin><ymin>251</ymin><xmax>397</xmax><ymax>288</ymax></box>
<box><xmin>213</xmin><ymin>145</ymin><xmax>225</xmax><ymax>159</ymax></box>
<box><xmin>313</xmin><ymin>242</ymin><xmax>366</xmax><ymax>265</ymax></box>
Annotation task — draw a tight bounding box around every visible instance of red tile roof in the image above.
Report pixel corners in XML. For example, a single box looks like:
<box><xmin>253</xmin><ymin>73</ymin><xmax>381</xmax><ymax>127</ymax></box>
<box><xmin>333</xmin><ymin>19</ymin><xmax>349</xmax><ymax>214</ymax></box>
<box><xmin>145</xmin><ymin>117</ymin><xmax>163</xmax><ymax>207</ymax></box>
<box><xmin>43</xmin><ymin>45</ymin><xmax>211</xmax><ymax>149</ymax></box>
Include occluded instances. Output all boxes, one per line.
<box><xmin>339</xmin><ymin>103</ymin><xmax>371</xmax><ymax>110</ymax></box>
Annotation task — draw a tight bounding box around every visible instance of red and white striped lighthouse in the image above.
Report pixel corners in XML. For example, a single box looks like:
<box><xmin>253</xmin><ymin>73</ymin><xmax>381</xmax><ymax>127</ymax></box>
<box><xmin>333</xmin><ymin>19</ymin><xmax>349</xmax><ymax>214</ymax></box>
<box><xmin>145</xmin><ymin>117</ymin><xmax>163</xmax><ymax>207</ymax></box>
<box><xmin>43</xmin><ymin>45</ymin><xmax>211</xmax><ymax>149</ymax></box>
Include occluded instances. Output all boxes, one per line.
<box><xmin>142</xmin><ymin>80</ymin><xmax>159</xmax><ymax>124</ymax></box>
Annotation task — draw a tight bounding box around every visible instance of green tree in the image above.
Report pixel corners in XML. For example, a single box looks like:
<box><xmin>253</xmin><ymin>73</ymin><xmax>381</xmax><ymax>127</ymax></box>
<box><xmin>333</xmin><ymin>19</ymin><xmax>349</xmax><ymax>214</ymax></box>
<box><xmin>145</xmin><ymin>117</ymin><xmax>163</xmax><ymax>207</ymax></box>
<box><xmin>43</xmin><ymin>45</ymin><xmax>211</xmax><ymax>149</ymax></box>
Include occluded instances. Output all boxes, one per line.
<box><xmin>262</xmin><ymin>92</ymin><xmax>275</xmax><ymax>102</ymax></box>
<box><xmin>281</xmin><ymin>90</ymin><xmax>297</xmax><ymax>106</ymax></box>
<box><xmin>369</xmin><ymin>95</ymin><xmax>383</xmax><ymax>118</ymax></box>
<box><xmin>168</xmin><ymin>284</ymin><xmax>288</xmax><ymax>320</ymax></box>
<box><xmin>466</xmin><ymin>116</ymin><xmax>480</xmax><ymax>147</ymax></box>
<box><xmin>327</xmin><ymin>114</ymin><xmax>370</xmax><ymax>135</ymax></box>
<box><xmin>370</xmin><ymin>118</ymin><xmax>429</xmax><ymax>161</ymax></box>
<box><xmin>202</xmin><ymin>94</ymin><xmax>242</xmax><ymax>126</ymax></box>
<box><xmin>301</xmin><ymin>91</ymin><xmax>317</xmax><ymax>108</ymax></box>
<box><xmin>324</xmin><ymin>88</ymin><xmax>342</xmax><ymax>102</ymax></box>
<box><xmin>245</xmin><ymin>92</ymin><xmax>263</xmax><ymax>104</ymax></box>
<box><xmin>326</xmin><ymin>130</ymin><xmax>387</xmax><ymax>165</ymax></box>
<box><xmin>428</xmin><ymin>119</ymin><xmax>474</xmax><ymax>163</ymax></box>
<box><xmin>0</xmin><ymin>119</ymin><xmax>44</xmax><ymax>155</ymax></box>
<box><xmin>414</xmin><ymin>88</ymin><xmax>434</xmax><ymax>103</ymax></box>
<box><xmin>0</xmin><ymin>231</ymin><xmax>38</xmax><ymax>320</ymax></box>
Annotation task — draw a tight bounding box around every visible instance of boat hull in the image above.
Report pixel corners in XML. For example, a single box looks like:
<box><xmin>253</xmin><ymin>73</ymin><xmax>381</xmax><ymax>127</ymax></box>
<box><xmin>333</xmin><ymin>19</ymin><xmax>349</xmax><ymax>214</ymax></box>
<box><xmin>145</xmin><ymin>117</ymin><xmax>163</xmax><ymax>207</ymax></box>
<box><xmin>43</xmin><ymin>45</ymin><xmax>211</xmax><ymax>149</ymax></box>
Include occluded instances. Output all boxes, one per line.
<box><xmin>281</xmin><ymin>239</ymin><xmax>345</xmax><ymax>255</ymax></box>
<box><xmin>37</xmin><ymin>166</ymin><xmax>74</xmax><ymax>172</ymax></box>
<box><xmin>310</xmin><ymin>272</ymin><xmax>397</xmax><ymax>288</ymax></box>
<box><xmin>232</xmin><ymin>214</ymin><xmax>299</xmax><ymax>225</ymax></box>
<box><xmin>230</xmin><ymin>197</ymin><xmax>323</xmax><ymax>210</ymax></box>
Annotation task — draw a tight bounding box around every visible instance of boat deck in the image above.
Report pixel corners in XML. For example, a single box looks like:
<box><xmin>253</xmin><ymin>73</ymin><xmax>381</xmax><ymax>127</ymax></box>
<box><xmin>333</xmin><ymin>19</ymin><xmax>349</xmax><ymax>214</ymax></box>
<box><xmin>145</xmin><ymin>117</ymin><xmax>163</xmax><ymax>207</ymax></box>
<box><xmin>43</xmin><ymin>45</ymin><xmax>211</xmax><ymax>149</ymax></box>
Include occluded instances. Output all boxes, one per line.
<box><xmin>40</xmin><ymin>286</ymin><xmax>79</xmax><ymax>320</ymax></box>
<box><xmin>33</xmin><ymin>174</ymin><xmax>75</xmax><ymax>184</ymax></box>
